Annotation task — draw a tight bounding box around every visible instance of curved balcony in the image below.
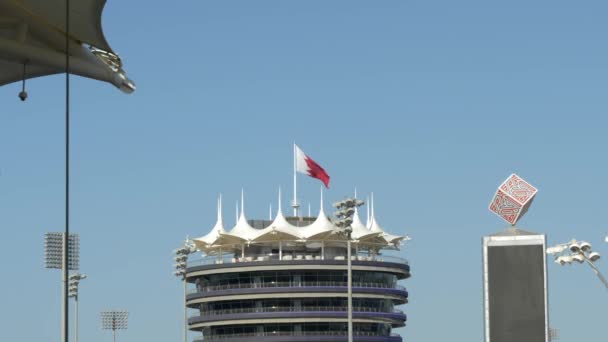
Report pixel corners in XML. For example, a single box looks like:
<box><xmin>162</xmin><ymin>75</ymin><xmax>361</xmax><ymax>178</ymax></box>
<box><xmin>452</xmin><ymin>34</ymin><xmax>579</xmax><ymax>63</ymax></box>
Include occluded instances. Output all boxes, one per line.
<box><xmin>186</xmin><ymin>282</ymin><xmax>408</xmax><ymax>305</ymax></box>
<box><xmin>188</xmin><ymin>308</ymin><xmax>407</xmax><ymax>330</ymax></box>
<box><xmin>186</xmin><ymin>254</ymin><xmax>410</xmax><ymax>280</ymax></box>
<box><xmin>193</xmin><ymin>331</ymin><xmax>403</xmax><ymax>342</ymax></box>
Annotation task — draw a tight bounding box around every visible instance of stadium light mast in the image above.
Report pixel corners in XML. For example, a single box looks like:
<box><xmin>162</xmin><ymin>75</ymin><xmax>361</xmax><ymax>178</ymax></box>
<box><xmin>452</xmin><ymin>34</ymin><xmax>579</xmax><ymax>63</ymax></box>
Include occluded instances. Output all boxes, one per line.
<box><xmin>333</xmin><ymin>197</ymin><xmax>364</xmax><ymax>342</ymax></box>
<box><xmin>68</xmin><ymin>273</ymin><xmax>86</xmax><ymax>342</ymax></box>
<box><xmin>547</xmin><ymin>239</ymin><xmax>608</xmax><ymax>290</ymax></box>
<box><xmin>174</xmin><ymin>240</ymin><xmax>196</xmax><ymax>342</ymax></box>
<box><xmin>45</xmin><ymin>232</ymin><xmax>79</xmax><ymax>342</ymax></box>
<box><xmin>101</xmin><ymin>310</ymin><xmax>129</xmax><ymax>342</ymax></box>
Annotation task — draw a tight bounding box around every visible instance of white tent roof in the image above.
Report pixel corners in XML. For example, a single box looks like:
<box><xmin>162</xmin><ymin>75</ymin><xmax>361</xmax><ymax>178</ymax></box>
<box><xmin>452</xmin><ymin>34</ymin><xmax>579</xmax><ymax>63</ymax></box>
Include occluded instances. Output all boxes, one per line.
<box><xmin>192</xmin><ymin>191</ymin><xmax>407</xmax><ymax>252</ymax></box>
<box><xmin>0</xmin><ymin>0</ymin><xmax>134</xmax><ymax>92</ymax></box>
<box><xmin>11</xmin><ymin>0</ymin><xmax>114</xmax><ymax>52</ymax></box>
<box><xmin>192</xmin><ymin>196</ymin><xmax>225</xmax><ymax>249</ymax></box>
<box><xmin>252</xmin><ymin>191</ymin><xmax>302</xmax><ymax>242</ymax></box>
<box><xmin>351</xmin><ymin>208</ymin><xmax>380</xmax><ymax>241</ymax></box>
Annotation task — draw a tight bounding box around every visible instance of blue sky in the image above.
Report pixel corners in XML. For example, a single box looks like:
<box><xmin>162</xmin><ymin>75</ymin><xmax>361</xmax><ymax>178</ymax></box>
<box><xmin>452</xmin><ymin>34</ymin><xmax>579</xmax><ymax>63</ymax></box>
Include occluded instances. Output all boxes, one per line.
<box><xmin>1</xmin><ymin>1</ymin><xmax>608</xmax><ymax>341</ymax></box>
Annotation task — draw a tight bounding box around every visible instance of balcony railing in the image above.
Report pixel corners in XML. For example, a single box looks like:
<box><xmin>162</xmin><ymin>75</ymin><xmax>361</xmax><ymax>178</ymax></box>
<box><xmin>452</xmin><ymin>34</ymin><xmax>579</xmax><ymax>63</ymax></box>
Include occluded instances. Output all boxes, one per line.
<box><xmin>187</xmin><ymin>253</ymin><xmax>408</xmax><ymax>268</ymax></box>
<box><xmin>188</xmin><ymin>281</ymin><xmax>407</xmax><ymax>294</ymax></box>
<box><xmin>192</xmin><ymin>331</ymin><xmax>401</xmax><ymax>341</ymax></box>
<box><xmin>196</xmin><ymin>306</ymin><xmax>404</xmax><ymax>316</ymax></box>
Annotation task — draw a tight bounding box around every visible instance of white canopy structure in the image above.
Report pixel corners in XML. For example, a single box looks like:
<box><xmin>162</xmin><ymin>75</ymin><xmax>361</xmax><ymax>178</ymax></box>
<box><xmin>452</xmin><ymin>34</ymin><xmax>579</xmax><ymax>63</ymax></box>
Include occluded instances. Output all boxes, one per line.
<box><xmin>0</xmin><ymin>0</ymin><xmax>135</xmax><ymax>93</ymax></box>
<box><xmin>193</xmin><ymin>190</ymin><xmax>407</xmax><ymax>255</ymax></box>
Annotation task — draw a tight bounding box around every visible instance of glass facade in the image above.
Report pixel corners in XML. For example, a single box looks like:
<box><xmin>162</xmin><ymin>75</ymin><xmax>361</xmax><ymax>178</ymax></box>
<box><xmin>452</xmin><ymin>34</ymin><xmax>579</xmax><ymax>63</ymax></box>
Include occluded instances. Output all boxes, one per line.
<box><xmin>200</xmin><ymin>298</ymin><xmax>395</xmax><ymax>315</ymax></box>
<box><xmin>203</xmin><ymin>322</ymin><xmax>392</xmax><ymax>339</ymax></box>
<box><xmin>195</xmin><ymin>270</ymin><xmax>398</xmax><ymax>292</ymax></box>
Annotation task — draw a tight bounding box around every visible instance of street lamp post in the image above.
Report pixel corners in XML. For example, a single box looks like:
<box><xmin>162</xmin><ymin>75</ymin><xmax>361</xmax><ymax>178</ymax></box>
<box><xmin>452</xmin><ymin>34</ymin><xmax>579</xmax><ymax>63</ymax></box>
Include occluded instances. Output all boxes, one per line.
<box><xmin>547</xmin><ymin>239</ymin><xmax>608</xmax><ymax>290</ymax></box>
<box><xmin>174</xmin><ymin>240</ymin><xmax>196</xmax><ymax>342</ymax></box>
<box><xmin>68</xmin><ymin>273</ymin><xmax>86</xmax><ymax>342</ymax></box>
<box><xmin>101</xmin><ymin>310</ymin><xmax>129</xmax><ymax>342</ymax></box>
<box><xmin>333</xmin><ymin>198</ymin><xmax>364</xmax><ymax>342</ymax></box>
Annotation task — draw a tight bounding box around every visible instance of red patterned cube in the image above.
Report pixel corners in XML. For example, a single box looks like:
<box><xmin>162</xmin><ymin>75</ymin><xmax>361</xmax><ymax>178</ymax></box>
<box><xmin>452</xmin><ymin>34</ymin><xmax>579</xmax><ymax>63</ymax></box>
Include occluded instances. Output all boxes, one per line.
<box><xmin>489</xmin><ymin>174</ymin><xmax>538</xmax><ymax>225</ymax></box>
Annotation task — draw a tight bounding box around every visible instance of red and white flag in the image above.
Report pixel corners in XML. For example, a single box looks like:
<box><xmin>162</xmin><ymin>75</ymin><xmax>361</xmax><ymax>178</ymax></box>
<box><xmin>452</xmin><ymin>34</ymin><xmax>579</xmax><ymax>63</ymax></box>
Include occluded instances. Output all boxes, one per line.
<box><xmin>295</xmin><ymin>144</ymin><xmax>330</xmax><ymax>188</ymax></box>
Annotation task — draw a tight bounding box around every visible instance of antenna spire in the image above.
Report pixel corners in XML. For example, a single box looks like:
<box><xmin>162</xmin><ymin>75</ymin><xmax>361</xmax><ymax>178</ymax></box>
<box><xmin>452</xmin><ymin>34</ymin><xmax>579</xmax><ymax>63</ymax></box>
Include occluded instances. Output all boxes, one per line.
<box><xmin>269</xmin><ymin>203</ymin><xmax>272</xmax><ymax>220</ymax></box>
<box><xmin>277</xmin><ymin>187</ymin><xmax>283</xmax><ymax>216</ymax></box>
<box><xmin>240</xmin><ymin>189</ymin><xmax>245</xmax><ymax>219</ymax></box>
<box><xmin>319</xmin><ymin>186</ymin><xmax>325</xmax><ymax>215</ymax></box>
<box><xmin>217</xmin><ymin>194</ymin><xmax>223</xmax><ymax>225</ymax></box>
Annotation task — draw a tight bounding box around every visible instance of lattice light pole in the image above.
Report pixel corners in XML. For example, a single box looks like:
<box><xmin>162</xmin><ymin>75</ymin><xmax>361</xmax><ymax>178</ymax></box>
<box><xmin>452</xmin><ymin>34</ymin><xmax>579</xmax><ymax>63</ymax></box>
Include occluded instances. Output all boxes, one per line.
<box><xmin>101</xmin><ymin>310</ymin><xmax>129</xmax><ymax>342</ymax></box>
<box><xmin>333</xmin><ymin>197</ymin><xmax>364</xmax><ymax>342</ymax></box>
<box><xmin>45</xmin><ymin>232</ymin><xmax>79</xmax><ymax>342</ymax></box>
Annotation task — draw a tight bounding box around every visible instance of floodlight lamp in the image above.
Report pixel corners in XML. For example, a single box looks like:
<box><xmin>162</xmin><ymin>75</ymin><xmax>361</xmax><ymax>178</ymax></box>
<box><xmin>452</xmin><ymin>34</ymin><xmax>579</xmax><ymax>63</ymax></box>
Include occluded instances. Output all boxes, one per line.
<box><xmin>569</xmin><ymin>243</ymin><xmax>581</xmax><ymax>253</ymax></box>
<box><xmin>579</xmin><ymin>241</ymin><xmax>591</xmax><ymax>252</ymax></box>
<box><xmin>589</xmin><ymin>252</ymin><xmax>600</xmax><ymax>262</ymax></box>
<box><xmin>546</xmin><ymin>245</ymin><xmax>567</xmax><ymax>255</ymax></box>
<box><xmin>571</xmin><ymin>254</ymin><xmax>585</xmax><ymax>264</ymax></box>
<box><xmin>333</xmin><ymin>200</ymin><xmax>346</xmax><ymax>209</ymax></box>
<box><xmin>557</xmin><ymin>255</ymin><xmax>573</xmax><ymax>265</ymax></box>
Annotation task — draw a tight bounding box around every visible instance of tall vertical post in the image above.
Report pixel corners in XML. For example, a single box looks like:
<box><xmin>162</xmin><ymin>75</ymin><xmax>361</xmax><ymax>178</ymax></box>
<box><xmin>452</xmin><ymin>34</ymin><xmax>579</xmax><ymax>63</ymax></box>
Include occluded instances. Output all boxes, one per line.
<box><xmin>74</xmin><ymin>295</ymin><xmax>78</xmax><ymax>342</ymax></box>
<box><xmin>61</xmin><ymin>233</ymin><xmax>67</xmax><ymax>342</ymax></box>
<box><xmin>347</xmin><ymin>235</ymin><xmax>353</xmax><ymax>342</ymax></box>
<box><xmin>175</xmin><ymin>242</ymin><xmax>192</xmax><ymax>342</ymax></box>
<box><xmin>68</xmin><ymin>273</ymin><xmax>85</xmax><ymax>342</ymax></box>
<box><xmin>293</xmin><ymin>143</ymin><xmax>296</xmax><ymax>216</ymax></box>
<box><xmin>183</xmin><ymin>276</ymin><xmax>187</xmax><ymax>342</ymax></box>
<box><xmin>333</xmin><ymin>198</ymin><xmax>363</xmax><ymax>342</ymax></box>
<box><xmin>63</xmin><ymin>0</ymin><xmax>71</xmax><ymax>342</ymax></box>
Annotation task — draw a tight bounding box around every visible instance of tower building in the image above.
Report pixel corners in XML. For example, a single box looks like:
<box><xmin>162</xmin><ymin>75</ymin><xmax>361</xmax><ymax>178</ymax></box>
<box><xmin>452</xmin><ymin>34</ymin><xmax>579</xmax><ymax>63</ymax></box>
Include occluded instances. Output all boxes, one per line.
<box><xmin>185</xmin><ymin>192</ymin><xmax>410</xmax><ymax>342</ymax></box>
<box><xmin>482</xmin><ymin>228</ymin><xmax>549</xmax><ymax>342</ymax></box>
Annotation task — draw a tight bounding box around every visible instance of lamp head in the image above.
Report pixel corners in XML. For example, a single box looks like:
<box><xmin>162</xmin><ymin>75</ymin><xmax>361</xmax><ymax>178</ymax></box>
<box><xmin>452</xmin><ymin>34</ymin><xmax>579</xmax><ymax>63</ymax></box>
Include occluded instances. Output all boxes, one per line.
<box><xmin>569</xmin><ymin>242</ymin><xmax>581</xmax><ymax>253</ymax></box>
<box><xmin>589</xmin><ymin>252</ymin><xmax>601</xmax><ymax>262</ymax></box>
<box><xmin>579</xmin><ymin>241</ymin><xmax>591</xmax><ymax>252</ymax></box>
<box><xmin>571</xmin><ymin>254</ymin><xmax>585</xmax><ymax>264</ymax></box>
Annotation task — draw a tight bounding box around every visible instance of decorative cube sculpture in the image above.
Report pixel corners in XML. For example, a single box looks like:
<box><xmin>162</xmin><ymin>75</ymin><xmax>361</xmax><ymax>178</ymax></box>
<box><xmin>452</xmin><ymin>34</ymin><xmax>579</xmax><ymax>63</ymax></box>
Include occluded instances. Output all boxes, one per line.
<box><xmin>489</xmin><ymin>174</ymin><xmax>538</xmax><ymax>225</ymax></box>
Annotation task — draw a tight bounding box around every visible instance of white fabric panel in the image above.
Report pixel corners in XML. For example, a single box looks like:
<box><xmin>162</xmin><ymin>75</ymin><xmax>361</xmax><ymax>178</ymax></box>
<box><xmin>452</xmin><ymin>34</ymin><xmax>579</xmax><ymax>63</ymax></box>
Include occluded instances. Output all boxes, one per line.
<box><xmin>11</xmin><ymin>0</ymin><xmax>113</xmax><ymax>51</ymax></box>
<box><xmin>0</xmin><ymin>59</ymin><xmax>60</xmax><ymax>86</ymax></box>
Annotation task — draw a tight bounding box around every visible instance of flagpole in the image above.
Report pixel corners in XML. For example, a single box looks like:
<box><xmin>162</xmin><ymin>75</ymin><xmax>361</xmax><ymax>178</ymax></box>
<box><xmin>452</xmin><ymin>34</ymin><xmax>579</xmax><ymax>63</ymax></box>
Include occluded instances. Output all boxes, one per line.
<box><xmin>293</xmin><ymin>143</ymin><xmax>298</xmax><ymax>217</ymax></box>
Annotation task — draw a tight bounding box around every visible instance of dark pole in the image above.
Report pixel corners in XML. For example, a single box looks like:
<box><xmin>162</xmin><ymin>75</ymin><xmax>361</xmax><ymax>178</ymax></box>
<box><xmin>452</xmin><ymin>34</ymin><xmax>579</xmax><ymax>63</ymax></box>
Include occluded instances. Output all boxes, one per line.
<box><xmin>64</xmin><ymin>1</ymin><xmax>70</xmax><ymax>342</ymax></box>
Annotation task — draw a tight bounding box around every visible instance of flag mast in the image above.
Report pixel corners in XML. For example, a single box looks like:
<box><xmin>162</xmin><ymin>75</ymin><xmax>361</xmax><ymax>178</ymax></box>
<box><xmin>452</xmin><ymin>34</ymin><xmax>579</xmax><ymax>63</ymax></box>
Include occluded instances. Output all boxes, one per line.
<box><xmin>292</xmin><ymin>143</ymin><xmax>299</xmax><ymax>217</ymax></box>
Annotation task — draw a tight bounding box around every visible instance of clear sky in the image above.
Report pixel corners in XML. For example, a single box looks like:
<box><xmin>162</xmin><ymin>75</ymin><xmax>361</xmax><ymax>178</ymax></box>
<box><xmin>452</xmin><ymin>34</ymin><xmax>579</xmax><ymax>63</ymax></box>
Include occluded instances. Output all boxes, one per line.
<box><xmin>1</xmin><ymin>1</ymin><xmax>608</xmax><ymax>341</ymax></box>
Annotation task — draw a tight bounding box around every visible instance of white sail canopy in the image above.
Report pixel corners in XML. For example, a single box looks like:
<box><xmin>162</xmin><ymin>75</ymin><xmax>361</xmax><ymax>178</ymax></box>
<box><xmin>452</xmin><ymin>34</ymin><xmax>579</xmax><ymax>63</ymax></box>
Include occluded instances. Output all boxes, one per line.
<box><xmin>192</xmin><ymin>191</ymin><xmax>407</xmax><ymax>253</ymax></box>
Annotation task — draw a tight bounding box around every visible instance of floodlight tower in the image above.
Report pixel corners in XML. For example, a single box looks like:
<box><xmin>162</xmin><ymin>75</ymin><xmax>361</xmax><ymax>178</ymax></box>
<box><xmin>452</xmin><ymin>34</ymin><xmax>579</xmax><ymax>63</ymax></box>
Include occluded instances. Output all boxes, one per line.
<box><xmin>174</xmin><ymin>239</ymin><xmax>196</xmax><ymax>342</ymax></box>
<box><xmin>547</xmin><ymin>239</ymin><xmax>608</xmax><ymax>290</ymax></box>
<box><xmin>68</xmin><ymin>273</ymin><xmax>86</xmax><ymax>342</ymax></box>
<box><xmin>45</xmin><ymin>232</ymin><xmax>79</xmax><ymax>342</ymax></box>
<box><xmin>101</xmin><ymin>310</ymin><xmax>128</xmax><ymax>342</ymax></box>
<box><xmin>333</xmin><ymin>197</ymin><xmax>364</xmax><ymax>342</ymax></box>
